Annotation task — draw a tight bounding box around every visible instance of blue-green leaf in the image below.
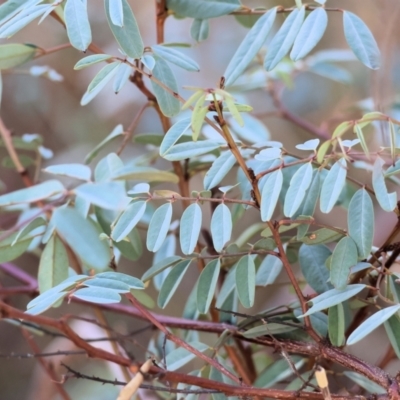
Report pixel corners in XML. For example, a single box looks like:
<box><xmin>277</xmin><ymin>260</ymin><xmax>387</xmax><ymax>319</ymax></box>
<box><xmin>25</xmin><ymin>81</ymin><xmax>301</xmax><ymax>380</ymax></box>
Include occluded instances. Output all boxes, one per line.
<box><xmin>348</xmin><ymin>189</ymin><xmax>374</xmax><ymax>259</ymax></box>
<box><xmin>211</xmin><ymin>204</ymin><xmax>232</xmax><ymax>252</ymax></box>
<box><xmin>261</xmin><ymin>169</ymin><xmax>283</xmax><ymax>221</ymax></box>
<box><xmin>151</xmin><ymin>56</ymin><xmax>180</xmax><ymax>117</ymax></box>
<box><xmin>347</xmin><ymin>305</ymin><xmax>400</xmax><ymax>345</ymax></box>
<box><xmin>299</xmin><ymin>244</ymin><xmax>332</xmax><ymax>294</ymax></box>
<box><xmin>197</xmin><ymin>259</ymin><xmax>220</xmax><ymax>313</ymax></box>
<box><xmin>343</xmin><ymin>371</ymin><xmax>386</xmax><ymax>395</ymax></box>
<box><xmin>111</xmin><ymin>201</ymin><xmax>147</xmax><ymax>242</ymax></box>
<box><xmin>301</xmin><ymin>284</ymin><xmax>366</xmax><ymax>317</ymax></box>
<box><xmin>53</xmin><ymin>207</ymin><xmax>110</xmax><ymax>270</ymax></box>
<box><xmin>104</xmin><ymin>0</ymin><xmax>144</xmax><ymax>59</ymax></box>
<box><xmin>109</xmin><ymin>0</ymin><xmax>123</xmax><ymax>27</ymax></box>
<box><xmin>224</xmin><ymin>7</ymin><xmax>277</xmax><ymax>87</ymax></box>
<box><xmin>320</xmin><ymin>158</ymin><xmax>347</xmax><ymax>213</ymax></box>
<box><xmin>264</xmin><ymin>7</ymin><xmax>305</xmax><ymax>71</ymax></box>
<box><xmin>290</xmin><ymin>8</ymin><xmax>327</xmax><ymax>61</ymax></box>
<box><xmin>44</xmin><ymin>163</ymin><xmax>91</xmax><ymax>181</ymax></box>
<box><xmin>284</xmin><ymin>162</ymin><xmax>313</xmax><ymax>217</ymax></box>
<box><xmin>147</xmin><ymin>203</ymin><xmax>173</xmax><ymax>252</ymax></box>
<box><xmin>384</xmin><ymin>314</ymin><xmax>400</xmax><ymax>360</ymax></box>
<box><xmin>190</xmin><ymin>18</ymin><xmax>209</xmax><ymax>42</ymax></box>
<box><xmin>167</xmin><ymin>0</ymin><xmax>240</xmax><ymax>19</ymax></box>
<box><xmin>160</xmin><ymin>117</ymin><xmax>191</xmax><ymax>156</ymax></box>
<box><xmin>180</xmin><ymin>203</ymin><xmax>202</xmax><ymax>255</ymax></box>
<box><xmin>236</xmin><ymin>255</ymin><xmax>255</xmax><ymax>308</ymax></box>
<box><xmin>343</xmin><ymin>11</ymin><xmax>380</xmax><ymax>70</ymax></box>
<box><xmin>204</xmin><ymin>152</ymin><xmax>236</xmax><ymax>190</ymax></box>
<box><xmin>328</xmin><ymin>303</ymin><xmax>345</xmax><ymax>346</ymax></box>
<box><xmin>0</xmin><ymin>180</ymin><xmax>64</xmax><ymax>206</ymax></box>
<box><xmin>96</xmin><ymin>271</ymin><xmax>144</xmax><ymax>289</ymax></box>
<box><xmin>25</xmin><ymin>291</ymin><xmax>68</xmax><ymax>315</ymax></box>
<box><xmin>83</xmin><ymin>277</ymin><xmax>130</xmax><ymax>292</ymax></box>
<box><xmin>64</xmin><ymin>0</ymin><xmax>92</xmax><ymax>51</ymax></box>
<box><xmin>142</xmin><ymin>255</ymin><xmax>182</xmax><ymax>282</ymax></box>
<box><xmin>230</xmin><ymin>113</ymin><xmax>270</xmax><ymax>144</ymax></box>
<box><xmin>163</xmin><ymin>140</ymin><xmax>221</xmax><ymax>161</ymax></box>
<box><xmin>72</xmin><ymin>287</ymin><xmax>121</xmax><ymax>304</ymax></box>
<box><xmin>372</xmin><ymin>157</ymin><xmax>397</xmax><ymax>212</ymax></box>
<box><xmin>113</xmin><ymin>62</ymin><xmax>132</xmax><ymax>93</ymax></box>
<box><xmin>158</xmin><ymin>259</ymin><xmax>192</xmax><ymax>308</ymax></box>
<box><xmin>165</xmin><ymin>341</ymin><xmax>208</xmax><ymax>371</ymax></box>
<box><xmin>152</xmin><ymin>45</ymin><xmax>199</xmax><ymax>72</ymax></box>
<box><xmin>330</xmin><ymin>236</ymin><xmax>358</xmax><ymax>290</ymax></box>
<box><xmin>255</xmin><ymin>254</ymin><xmax>283</xmax><ymax>286</ymax></box>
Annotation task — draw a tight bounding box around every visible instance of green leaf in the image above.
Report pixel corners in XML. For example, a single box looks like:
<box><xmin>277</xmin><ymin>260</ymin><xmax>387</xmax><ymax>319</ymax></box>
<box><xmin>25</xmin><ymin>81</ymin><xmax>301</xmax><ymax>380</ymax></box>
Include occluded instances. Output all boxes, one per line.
<box><xmin>83</xmin><ymin>277</ymin><xmax>130</xmax><ymax>293</ymax></box>
<box><xmin>0</xmin><ymin>231</ymin><xmax>33</xmax><ymax>262</ymax></box>
<box><xmin>72</xmin><ymin>286</ymin><xmax>121</xmax><ymax>304</ymax></box>
<box><xmin>74</xmin><ymin>181</ymin><xmax>129</xmax><ymax>210</ymax></box>
<box><xmin>197</xmin><ymin>259</ymin><xmax>220</xmax><ymax>313</ymax></box>
<box><xmin>348</xmin><ymin>189</ymin><xmax>374</xmax><ymax>259</ymax></box>
<box><xmin>230</xmin><ymin>113</ymin><xmax>270</xmax><ymax>144</ymax></box>
<box><xmin>343</xmin><ymin>11</ymin><xmax>380</xmax><ymax>70</ymax></box>
<box><xmin>104</xmin><ymin>0</ymin><xmax>144</xmax><ymax>59</ymax></box>
<box><xmin>158</xmin><ymin>259</ymin><xmax>192</xmax><ymax>308</ymax></box>
<box><xmin>167</xmin><ymin>0</ymin><xmax>240</xmax><ymax>19</ymax></box>
<box><xmin>211</xmin><ymin>204</ymin><xmax>232</xmax><ymax>252</ymax></box>
<box><xmin>152</xmin><ymin>45</ymin><xmax>199</xmax><ymax>71</ymax></box>
<box><xmin>53</xmin><ymin>207</ymin><xmax>110</xmax><ymax>271</ymax></box>
<box><xmin>236</xmin><ymin>255</ymin><xmax>256</xmax><ymax>308</ymax></box>
<box><xmin>163</xmin><ymin>140</ymin><xmax>221</xmax><ymax>161</ymax></box>
<box><xmin>343</xmin><ymin>371</ymin><xmax>386</xmax><ymax>395</ymax></box>
<box><xmin>95</xmin><ymin>271</ymin><xmax>144</xmax><ymax>289</ymax></box>
<box><xmin>0</xmin><ymin>0</ymin><xmax>33</xmax><ymax>25</ymax></box>
<box><xmin>0</xmin><ymin>43</ymin><xmax>36</xmax><ymax>69</ymax></box>
<box><xmin>264</xmin><ymin>7</ymin><xmax>305</xmax><ymax>71</ymax></box>
<box><xmin>301</xmin><ymin>284</ymin><xmax>366</xmax><ymax>317</ymax></box>
<box><xmin>330</xmin><ymin>236</ymin><xmax>358</xmax><ymax>290</ymax></box>
<box><xmin>372</xmin><ymin>157</ymin><xmax>397</xmax><ymax>212</ymax></box>
<box><xmin>347</xmin><ymin>305</ymin><xmax>400</xmax><ymax>345</ymax></box>
<box><xmin>109</xmin><ymin>0</ymin><xmax>123</xmax><ymax>27</ymax></box>
<box><xmin>111</xmin><ymin>165</ymin><xmax>179</xmax><ymax>183</ymax></box>
<box><xmin>165</xmin><ymin>341</ymin><xmax>208</xmax><ymax>371</ymax></box>
<box><xmin>242</xmin><ymin>323</ymin><xmax>297</xmax><ymax>338</ymax></box>
<box><xmin>64</xmin><ymin>0</ymin><xmax>92</xmax><ymax>51</ymax></box>
<box><xmin>0</xmin><ymin>180</ymin><xmax>64</xmax><ymax>206</ymax></box>
<box><xmin>147</xmin><ymin>203</ymin><xmax>173</xmax><ymax>252</ymax></box>
<box><xmin>320</xmin><ymin>158</ymin><xmax>347</xmax><ymax>213</ymax></box>
<box><xmin>255</xmin><ymin>254</ymin><xmax>283</xmax><ymax>286</ymax></box>
<box><xmin>290</xmin><ymin>7</ymin><xmax>328</xmax><ymax>61</ymax></box>
<box><xmin>191</xmin><ymin>94</ymin><xmax>208</xmax><ymax>140</ymax></box>
<box><xmin>224</xmin><ymin>7</ymin><xmax>277</xmax><ymax>87</ymax></box>
<box><xmin>180</xmin><ymin>203</ymin><xmax>202</xmax><ymax>255</ymax></box>
<box><xmin>284</xmin><ymin>162</ymin><xmax>313</xmax><ymax>217</ymax></box>
<box><xmin>151</xmin><ymin>56</ymin><xmax>180</xmax><ymax>117</ymax></box>
<box><xmin>385</xmin><ymin>159</ymin><xmax>400</xmax><ymax>177</ymax></box>
<box><xmin>299</xmin><ymin>244</ymin><xmax>332</xmax><ymax>294</ymax></box>
<box><xmin>44</xmin><ymin>163</ymin><xmax>91</xmax><ymax>181</ymax></box>
<box><xmin>354</xmin><ymin>124</ymin><xmax>369</xmax><ymax>158</ymax></box>
<box><xmin>328</xmin><ymin>303</ymin><xmax>345</xmax><ymax>346</ymax></box>
<box><xmin>190</xmin><ymin>18</ymin><xmax>209</xmax><ymax>42</ymax></box>
<box><xmin>160</xmin><ymin>117</ymin><xmax>191</xmax><ymax>156</ymax></box>
<box><xmin>384</xmin><ymin>314</ymin><xmax>400</xmax><ymax>360</ymax></box>
<box><xmin>300</xmin><ymin>227</ymin><xmax>344</xmax><ymax>245</ymax></box>
<box><xmin>114</xmin><ymin>228</ymin><xmax>142</xmax><ymax>261</ymax></box>
<box><xmin>261</xmin><ymin>169</ymin><xmax>283</xmax><ymax>221</ymax></box>
<box><xmin>113</xmin><ymin>62</ymin><xmax>132</xmax><ymax>93</ymax></box>
<box><xmin>38</xmin><ymin>234</ymin><xmax>69</xmax><ymax>293</ymax></box>
<box><xmin>204</xmin><ymin>151</ymin><xmax>236</xmax><ymax>190</ymax></box>
<box><xmin>142</xmin><ymin>255</ymin><xmax>182</xmax><ymax>281</ymax></box>
<box><xmin>111</xmin><ymin>201</ymin><xmax>147</xmax><ymax>242</ymax></box>
<box><xmin>12</xmin><ymin>217</ymin><xmax>46</xmax><ymax>246</ymax></box>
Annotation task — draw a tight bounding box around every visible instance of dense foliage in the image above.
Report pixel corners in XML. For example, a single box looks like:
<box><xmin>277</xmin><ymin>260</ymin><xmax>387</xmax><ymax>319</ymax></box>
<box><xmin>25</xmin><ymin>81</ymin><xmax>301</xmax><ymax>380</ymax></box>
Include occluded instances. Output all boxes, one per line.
<box><xmin>1</xmin><ymin>0</ymin><xmax>400</xmax><ymax>399</ymax></box>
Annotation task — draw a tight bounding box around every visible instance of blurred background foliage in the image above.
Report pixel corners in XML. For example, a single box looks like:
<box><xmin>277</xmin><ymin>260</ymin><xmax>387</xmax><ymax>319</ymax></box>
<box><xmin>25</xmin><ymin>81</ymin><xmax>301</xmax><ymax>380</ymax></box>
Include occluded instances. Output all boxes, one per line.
<box><xmin>1</xmin><ymin>1</ymin><xmax>400</xmax><ymax>399</ymax></box>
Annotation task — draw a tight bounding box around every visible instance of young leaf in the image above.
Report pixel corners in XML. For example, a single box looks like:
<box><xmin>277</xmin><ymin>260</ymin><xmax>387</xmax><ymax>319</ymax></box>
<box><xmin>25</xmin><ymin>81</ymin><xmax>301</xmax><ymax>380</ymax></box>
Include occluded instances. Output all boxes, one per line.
<box><xmin>38</xmin><ymin>234</ymin><xmax>69</xmax><ymax>293</ymax></box>
<box><xmin>290</xmin><ymin>7</ymin><xmax>328</xmax><ymax>61</ymax></box>
<box><xmin>111</xmin><ymin>201</ymin><xmax>147</xmax><ymax>242</ymax></box>
<box><xmin>301</xmin><ymin>284</ymin><xmax>366</xmax><ymax>317</ymax></box>
<box><xmin>179</xmin><ymin>203</ymin><xmax>202</xmax><ymax>255</ymax></box>
<box><xmin>204</xmin><ymin>152</ymin><xmax>236</xmax><ymax>190</ymax></box>
<box><xmin>261</xmin><ymin>169</ymin><xmax>283</xmax><ymax>221</ymax></box>
<box><xmin>343</xmin><ymin>11</ymin><xmax>380</xmax><ymax>70</ymax></box>
<box><xmin>320</xmin><ymin>158</ymin><xmax>347</xmax><ymax>213</ymax></box>
<box><xmin>72</xmin><ymin>287</ymin><xmax>121</xmax><ymax>304</ymax></box>
<box><xmin>64</xmin><ymin>0</ymin><xmax>92</xmax><ymax>51</ymax></box>
<box><xmin>152</xmin><ymin>45</ymin><xmax>199</xmax><ymax>72</ymax></box>
<box><xmin>295</xmin><ymin>138</ymin><xmax>320</xmax><ymax>151</ymax></box>
<box><xmin>43</xmin><ymin>163</ymin><xmax>91</xmax><ymax>181</ymax></box>
<box><xmin>162</xmin><ymin>140</ymin><xmax>221</xmax><ymax>161</ymax></box>
<box><xmin>328</xmin><ymin>303</ymin><xmax>345</xmax><ymax>346</ymax></box>
<box><xmin>104</xmin><ymin>0</ymin><xmax>144</xmax><ymax>59</ymax></box>
<box><xmin>151</xmin><ymin>56</ymin><xmax>180</xmax><ymax>117</ymax></box>
<box><xmin>211</xmin><ymin>204</ymin><xmax>232</xmax><ymax>252</ymax></box>
<box><xmin>165</xmin><ymin>341</ymin><xmax>208</xmax><ymax>371</ymax></box>
<box><xmin>53</xmin><ymin>207</ymin><xmax>110</xmax><ymax>271</ymax></box>
<box><xmin>284</xmin><ymin>162</ymin><xmax>313</xmax><ymax>217</ymax></box>
<box><xmin>158</xmin><ymin>259</ymin><xmax>192</xmax><ymax>308</ymax></box>
<box><xmin>146</xmin><ymin>203</ymin><xmax>173</xmax><ymax>252</ymax></box>
<box><xmin>191</xmin><ymin>93</ymin><xmax>208</xmax><ymax>140</ymax></box>
<box><xmin>299</xmin><ymin>244</ymin><xmax>332</xmax><ymax>294</ymax></box>
<box><xmin>372</xmin><ymin>157</ymin><xmax>397</xmax><ymax>212</ymax></box>
<box><xmin>255</xmin><ymin>254</ymin><xmax>283</xmax><ymax>286</ymax></box>
<box><xmin>0</xmin><ymin>43</ymin><xmax>36</xmax><ymax>69</ymax></box>
<box><xmin>224</xmin><ymin>7</ymin><xmax>277</xmax><ymax>87</ymax></box>
<box><xmin>236</xmin><ymin>255</ymin><xmax>256</xmax><ymax>308</ymax></box>
<box><xmin>348</xmin><ymin>189</ymin><xmax>374</xmax><ymax>259</ymax></box>
<box><xmin>330</xmin><ymin>236</ymin><xmax>358</xmax><ymax>290</ymax></box>
<box><xmin>264</xmin><ymin>7</ymin><xmax>306</xmax><ymax>71</ymax></box>
<box><xmin>347</xmin><ymin>305</ymin><xmax>400</xmax><ymax>345</ymax></box>
<box><xmin>109</xmin><ymin>0</ymin><xmax>123</xmax><ymax>27</ymax></box>
<box><xmin>190</xmin><ymin>18</ymin><xmax>209</xmax><ymax>42</ymax></box>
<box><xmin>197</xmin><ymin>259</ymin><xmax>220</xmax><ymax>314</ymax></box>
